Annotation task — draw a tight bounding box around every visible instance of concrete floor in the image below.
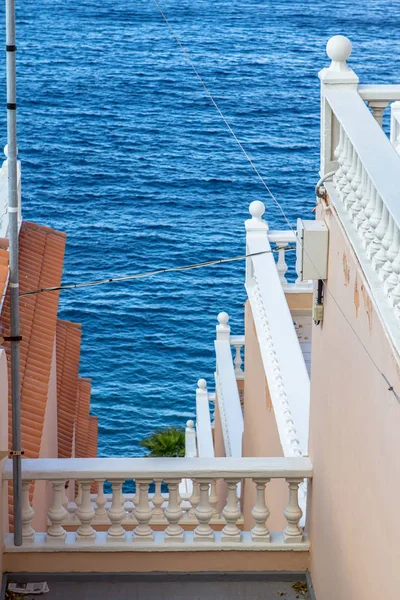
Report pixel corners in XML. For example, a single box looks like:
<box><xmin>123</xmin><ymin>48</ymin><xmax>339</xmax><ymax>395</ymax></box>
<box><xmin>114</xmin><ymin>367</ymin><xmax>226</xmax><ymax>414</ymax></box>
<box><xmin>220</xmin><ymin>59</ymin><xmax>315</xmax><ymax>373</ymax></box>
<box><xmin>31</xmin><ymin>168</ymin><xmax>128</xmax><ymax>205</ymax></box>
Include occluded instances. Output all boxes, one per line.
<box><xmin>4</xmin><ymin>573</ymin><xmax>310</xmax><ymax>600</ymax></box>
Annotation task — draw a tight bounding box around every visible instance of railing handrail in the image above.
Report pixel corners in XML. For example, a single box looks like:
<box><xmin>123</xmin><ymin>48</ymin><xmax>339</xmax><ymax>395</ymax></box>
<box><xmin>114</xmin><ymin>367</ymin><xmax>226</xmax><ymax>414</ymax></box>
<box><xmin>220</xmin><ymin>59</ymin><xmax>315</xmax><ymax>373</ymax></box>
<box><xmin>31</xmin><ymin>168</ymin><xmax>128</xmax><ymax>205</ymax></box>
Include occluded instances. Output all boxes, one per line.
<box><xmin>358</xmin><ymin>84</ymin><xmax>400</xmax><ymax>102</ymax></box>
<box><xmin>1</xmin><ymin>456</ymin><xmax>312</xmax><ymax>481</ymax></box>
<box><xmin>267</xmin><ymin>230</ymin><xmax>297</xmax><ymax>244</ymax></box>
<box><xmin>324</xmin><ymin>87</ymin><xmax>400</xmax><ymax>229</ymax></box>
<box><xmin>245</xmin><ymin>203</ymin><xmax>310</xmax><ymax>457</ymax></box>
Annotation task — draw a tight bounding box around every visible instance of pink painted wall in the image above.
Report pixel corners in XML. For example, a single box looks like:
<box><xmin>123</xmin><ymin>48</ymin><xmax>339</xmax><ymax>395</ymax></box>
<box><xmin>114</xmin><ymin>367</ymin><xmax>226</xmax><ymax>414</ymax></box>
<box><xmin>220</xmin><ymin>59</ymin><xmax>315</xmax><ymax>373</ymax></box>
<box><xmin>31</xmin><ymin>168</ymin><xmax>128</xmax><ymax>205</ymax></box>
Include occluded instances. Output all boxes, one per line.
<box><xmin>309</xmin><ymin>201</ymin><xmax>400</xmax><ymax>599</ymax></box>
<box><xmin>242</xmin><ymin>301</ymin><xmax>287</xmax><ymax>532</ymax></box>
<box><xmin>0</xmin><ymin>348</ymin><xmax>9</xmax><ymax>574</ymax></box>
<box><xmin>32</xmin><ymin>341</ymin><xmax>59</xmax><ymax>531</ymax></box>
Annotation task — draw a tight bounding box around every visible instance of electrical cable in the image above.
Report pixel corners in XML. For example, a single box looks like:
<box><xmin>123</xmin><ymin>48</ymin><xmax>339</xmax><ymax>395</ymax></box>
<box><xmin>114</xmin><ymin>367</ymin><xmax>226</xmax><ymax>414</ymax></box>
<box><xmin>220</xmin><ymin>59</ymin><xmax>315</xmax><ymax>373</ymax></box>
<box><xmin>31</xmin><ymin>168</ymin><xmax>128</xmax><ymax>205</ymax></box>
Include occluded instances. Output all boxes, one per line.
<box><xmin>19</xmin><ymin>247</ymin><xmax>295</xmax><ymax>297</ymax></box>
<box><xmin>152</xmin><ymin>0</ymin><xmax>400</xmax><ymax>403</ymax></box>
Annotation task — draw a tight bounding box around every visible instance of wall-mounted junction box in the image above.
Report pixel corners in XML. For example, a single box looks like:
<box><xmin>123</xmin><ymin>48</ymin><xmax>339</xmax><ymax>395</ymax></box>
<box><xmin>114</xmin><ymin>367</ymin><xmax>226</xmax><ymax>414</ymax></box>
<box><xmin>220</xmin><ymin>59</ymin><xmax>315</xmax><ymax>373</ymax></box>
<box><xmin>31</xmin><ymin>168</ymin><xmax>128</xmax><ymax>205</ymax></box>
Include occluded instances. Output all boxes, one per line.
<box><xmin>296</xmin><ymin>219</ymin><xmax>329</xmax><ymax>281</ymax></box>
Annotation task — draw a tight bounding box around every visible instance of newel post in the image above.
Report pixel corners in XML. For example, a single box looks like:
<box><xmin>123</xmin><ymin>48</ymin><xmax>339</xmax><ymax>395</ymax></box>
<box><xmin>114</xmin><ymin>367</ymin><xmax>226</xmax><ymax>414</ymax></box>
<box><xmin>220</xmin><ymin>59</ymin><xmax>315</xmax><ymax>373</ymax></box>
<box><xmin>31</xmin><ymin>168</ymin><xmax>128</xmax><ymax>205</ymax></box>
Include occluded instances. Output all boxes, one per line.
<box><xmin>216</xmin><ymin>312</ymin><xmax>230</xmax><ymax>342</ymax></box>
<box><xmin>245</xmin><ymin>201</ymin><xmax>268</xmax><ymax>286</ymax></box>
<box><xmin>185</xmin><ymin>420</ymin><xmax>197</xmax><ymax>458</ymax></box>
<box><xmin>319</xmin><ymin>35</ymin><xmax>359</xmax><ymax>176</ymax></box>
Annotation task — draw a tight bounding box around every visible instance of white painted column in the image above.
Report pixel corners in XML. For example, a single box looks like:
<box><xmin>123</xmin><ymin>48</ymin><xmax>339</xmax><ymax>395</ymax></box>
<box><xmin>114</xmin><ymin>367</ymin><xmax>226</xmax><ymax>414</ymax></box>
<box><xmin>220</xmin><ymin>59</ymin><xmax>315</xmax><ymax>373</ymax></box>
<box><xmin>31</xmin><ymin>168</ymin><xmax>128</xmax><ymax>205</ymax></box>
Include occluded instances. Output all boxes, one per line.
<box><xmin>283</xmin><ymin>478</ymin><xmax>303</xmax><ymax>543</ymax></box>
<box><xmin>21</xmin><ymin>481</ymin><xmax>35</xmax><ymax>543</ymax></box>
<box><xmin>46</xmin><ymin>480</ymin><xmax>68</xmax><ymax>543</ymax></box>
<box><xmin>106</xmin><ymin>480</ymin><xmax>126</xmax><ymax>542</ymax></box>
<box><xmin>164</xmin><ymin>479</ymin><xmax>184</xmax><ymax>542</ymax></box>
<box><xmin>251</xmin><ymin>479</ymin><xmax>271</xmax><ymax>542</ymax></box>
<box><xmin>76</xmin><ymin>480</ymin><xmax>96</xmax><ymax>542</ymax></box>
<box><xmin>133</xmin><ymin>480</ymin><xmax>153</xmax><ymax>542</ymax></box>
<box><xmin>194</xmin><ymin>479</ymin><xmax>214</xmax><ymax>542</ymax></box>
<box><xmin>221</xmin><ymin>479</ymin><xmax>241</xmax><ymax>542</ymax></box>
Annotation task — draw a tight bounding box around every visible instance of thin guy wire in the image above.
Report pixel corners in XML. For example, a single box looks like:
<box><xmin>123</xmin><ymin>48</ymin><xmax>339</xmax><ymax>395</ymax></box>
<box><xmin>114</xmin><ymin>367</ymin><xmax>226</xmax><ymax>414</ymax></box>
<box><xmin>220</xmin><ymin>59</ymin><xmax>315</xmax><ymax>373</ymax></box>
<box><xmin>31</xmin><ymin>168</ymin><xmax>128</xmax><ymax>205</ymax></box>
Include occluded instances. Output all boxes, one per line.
<box><xmin>20</xmin><ymin>247</ymin><xmax>295</xmax><ymax>296</ymax></box>
<box><xmin>152</xmin><ymin>0</ymin><xmax>400</xmax><ymax>401</ymax></box>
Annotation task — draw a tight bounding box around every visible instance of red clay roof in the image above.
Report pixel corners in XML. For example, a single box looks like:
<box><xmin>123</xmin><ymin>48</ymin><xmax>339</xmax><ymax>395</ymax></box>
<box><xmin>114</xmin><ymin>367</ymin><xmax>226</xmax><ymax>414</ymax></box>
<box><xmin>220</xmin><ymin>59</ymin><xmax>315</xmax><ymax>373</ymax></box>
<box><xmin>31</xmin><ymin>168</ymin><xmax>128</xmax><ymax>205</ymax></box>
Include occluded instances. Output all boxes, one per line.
<box><xmin>1</xmin><ymin>221</ymin><xmax>66</xmax><ymax>457</ymax></box>
<box><xmin>56</xmin><ymin>319</ymin><xmax>82</xmax><ymax>458</ymax></box>
<box><xmin>75</xmin><ymin>377</ymin><xmax>92</xmax><ymax>459</ymax></box>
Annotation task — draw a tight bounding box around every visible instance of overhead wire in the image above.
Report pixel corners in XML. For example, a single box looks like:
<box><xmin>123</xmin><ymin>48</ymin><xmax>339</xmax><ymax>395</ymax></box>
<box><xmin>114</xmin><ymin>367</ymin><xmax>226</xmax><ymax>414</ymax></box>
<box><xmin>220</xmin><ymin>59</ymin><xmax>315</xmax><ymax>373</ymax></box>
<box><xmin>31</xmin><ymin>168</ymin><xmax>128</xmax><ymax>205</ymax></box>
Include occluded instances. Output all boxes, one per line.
<box><xmin>151</xmin><ymin>0</ymin><xmax>400</xmax><ymax>403</ymax></box>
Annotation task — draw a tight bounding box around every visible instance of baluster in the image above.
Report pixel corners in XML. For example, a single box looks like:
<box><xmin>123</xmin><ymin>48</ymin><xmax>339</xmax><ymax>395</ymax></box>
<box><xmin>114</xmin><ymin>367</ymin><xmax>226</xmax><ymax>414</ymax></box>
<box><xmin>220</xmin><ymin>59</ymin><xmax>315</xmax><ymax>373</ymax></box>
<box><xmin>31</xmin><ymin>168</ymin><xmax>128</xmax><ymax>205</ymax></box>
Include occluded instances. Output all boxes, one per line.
<box><xmin>152</xmin><ymin>479</ymin><xmax>165</xmax><ymax>519</ymax></box>
<box><xmin>354</xmin><ymin>168</ymin><xmax>369</xmax><ymax>230</ymax></box>
<box><xmin>133</xmin><ymin>483</ymin><xmax>139</xmax><ymax>508</ymax></box>
<box><xmin>385</xmin><ymin>228</ymin><xmax>400</xmax><ymax>297</ymax></box>
<box><xmin>339</xmin><ymin>140</ymin><xmax>354</xmax><ymax>204</ymax></box>
<box><xmin>94</xmin><ymin>479</ymin><xmax>107</xmax><ymax>517</ymax></box>
<box><xmin>46</xmin><ymin>480</ymin><xmax>68</xmax><ymax>543</ymax></box>
<box><xmin>188</xmin><ymin>480</ymin><xmax>200</xmax><ymax>517</ymax></box>
<box><xmin>22</xmin><ymin>481</ymin><xmax>35</xmax><ymax>543</ymax></box>
<box><xmin>372</xmin><ymin>204</ymin><xmax>389</xmax><ymax>270</ymax></box>
<box><xmin>367</xmin><ymin>193</ymin><xmax>384</xmax><ymax>258</ymax></box>
<box><xmin>133</xmin><ymin>479</ymin><xmax>154</xmax><ymax>542</ymax></box>
<box><xmin>343</xmin><ymin>145</ymin><xmax>357</xmax><ymax>211</ymax></box>
<box><xmin>251</xmin><ymin>479</ymin><xmax>271</xmax><ymax>542</ymax></box>
<box><xmin>221</xmin><ymin>479</ymin><xmax>241</xmax><ymax>542</ymax></box>
<box><xmin>333</xmin><ymin>125</ymin><xmax>344</xmax><ymax>190</ymax></box>
<box><xmin>276</xmin><ymin>243</ymin><xmax>289</xmax><ymax>285</ymax></box>
<box><xmin>164</xmin><ymin>479</ymin><xmax>184</xmax><ymax>542</ymax></box>
<box><xmin>209</xmin><ymin>480</ymin><xmax>219</xmax><ymax>517</ymax></box>
<box><xmin>379</xmin><ymin>215</ymin><xmax>395</xmax><ymax>281</ymax></box>
<box><xmin>233</xmin><ymin>343</ymin><xmax>244</xmax><ymax>378</ymax></box>
<box><xmin>283</xmin><ymin>478</ymin><xmax>303</xmax><ymax>543</ymax></box>
<box><xmin>369</xmin><ymin>100</ymin><xmax>389</xmax><ymax>127</ymax></box>
<box><xmin>346</xmin><ymin>154</ymin><xmax>362</xmax><ymax>214</ymax></box>
<box><xmin>350</xmin><ymin>158</ymin><xmax>366</xmax><ymax>221</ymax></box>
<box><xmin>338</xmin><ymin>136</ymin><xmax>351</xmax><ymax>196</ymax></box>
<box><xmin>75</xmin><ymin>482</ymin><xmax>82</xmax><ymax>507</ymax></box>
<box><xmin>106</xmin><ymin>480</ymin><xmax>126</xmax><ymax>542</ymax></box>
<box><xmin>194</xmin><ymin>479</ymin><xmax>214</xmax><ymax>542</ymax></box>
<box><xmin>76</xmin><ymin>480</ymin><xmax>96</xmax><ymax>542</ymax></box>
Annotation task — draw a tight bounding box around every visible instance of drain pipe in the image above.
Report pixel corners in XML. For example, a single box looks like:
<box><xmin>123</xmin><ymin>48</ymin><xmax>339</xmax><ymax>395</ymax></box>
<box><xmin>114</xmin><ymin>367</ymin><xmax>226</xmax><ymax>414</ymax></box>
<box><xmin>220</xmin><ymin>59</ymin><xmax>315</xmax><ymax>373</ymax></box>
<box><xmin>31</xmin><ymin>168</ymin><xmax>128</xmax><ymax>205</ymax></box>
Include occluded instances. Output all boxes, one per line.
<box><xmin>5</xmin><ymin>0</ymin><xmax>22</xmax><ymax>546</ymax></box>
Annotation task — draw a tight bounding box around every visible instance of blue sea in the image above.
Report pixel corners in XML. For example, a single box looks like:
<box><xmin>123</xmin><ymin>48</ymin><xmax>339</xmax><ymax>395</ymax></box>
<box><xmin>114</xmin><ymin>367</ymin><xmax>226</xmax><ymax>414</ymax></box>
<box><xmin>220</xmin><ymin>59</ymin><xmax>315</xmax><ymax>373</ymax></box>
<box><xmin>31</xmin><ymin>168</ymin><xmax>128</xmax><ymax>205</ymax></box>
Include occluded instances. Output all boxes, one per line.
<box><xmin>1</xmin><ymin>0</ymin><xmax>399</xmax><ymax>456</ymax></box>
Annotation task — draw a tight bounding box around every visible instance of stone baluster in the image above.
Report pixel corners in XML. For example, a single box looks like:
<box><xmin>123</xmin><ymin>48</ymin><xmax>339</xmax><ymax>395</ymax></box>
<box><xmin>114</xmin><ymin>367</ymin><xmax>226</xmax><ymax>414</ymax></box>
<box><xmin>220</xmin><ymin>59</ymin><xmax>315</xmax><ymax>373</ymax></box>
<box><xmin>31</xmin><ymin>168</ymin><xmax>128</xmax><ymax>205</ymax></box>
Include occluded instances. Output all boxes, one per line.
<box><xmin>368</xmin><ymin>100</ymin><xmax>389</xmax><ymax>127</ymax></box>
<box><xmin>338</xmin><ymin>136</ymin><xmax>351</xmax><ymax>196</ymax></box>
<box><xmin>221</xmin><ymin>479</ymin><xmax>241</xmax><ymax>542</ymax></box>
<box><xmin>75</xmin><ymin>482</ymin><xmax>82</xmax><ymax>508</ymax></box>
<box><xmin>251</xmin><ymin>479</ymin><xmax>271</xmax><ymax>542</ymax></box>
<box><xmin>152</xmin><ymin>479</ymin><xmax>165</xmax><ymax>519</ymax></box>
<box><xmin>333</xmin><ymin>125</ymin><xmax>345</xmax><ymax>189</ymax></box>
<box><xmin>349</xmin><ymin>156</ymin><xmax>365</xmax><ymax>221</ymax></box>
<box><xmin>345</xmin><ymin>152</ymin><xmax>362</xmax><ymax>213</ymax></box>
<box><xmin>46</xmin><ymin>480</ymin><xmax>68</xmax><ymax>543</ymax></box>
<box><xmin>379</xmin><ymin>215</ymin><xmax>395</xmax><ymax>281</ymax></box>
<box><xmin>343</xmin><ymin>144</ymin><xmax>357</xmax><ymax>210</ymax></box>
<box><xmin>362</xmin><ymin>184</ymin><xmax>378</xmax><ymax>248</ymax></box>
<box><xmin>385</xmin><ymin>227</ymin><xmax>400</xmax><ymax>298</ymax></box>
<box><xmin>94</xmin><ymin>479</ymin><xmax>107</xmax><ymax>518</ymax></box>
<box><xmin>232</xmin><ymin>342</ymin><xmax>244</xmax><ymax>378</ymax></box>
<box><xmin>194</xmin><ymin>479</ymin><xmax>214</xmax><ymax>542</ymax></box>
<box><xmin>133</xmin><ymin>480</ymin><xmax>154</xmax><ymax>542</ymax></box>
<box><xmin>371</xmin><ymin>204</ymin><xmax>389</xmax><ymax>269</ymax></box>
<box><xmin>276</xmin><ymin>243</ymin><xmax>289</xmax><ymax>285</ymax></box>
<box><xmin>354</xmin><ymin>168</ymin><xmax>369</xmax><ymax>229</ymax></box>
<box><xmin>367</xmin><ymin>192</ymin><xmax>383</xmax><ymax>258</ymax></box>
<box><xmin>283</xmin><ymin>478</ymin><xmax>303</xmax><ymax>543</ymax></box>
<box><xmin>21</xmin><ymin>481</ymin><xmax>35</xmax><ymax>543</ymax></box>
<box><xmin>106</xmin><ymin>480</ymin><xmax>126</xmax><ymax>542</ymax></box>
<box><xmin>188</xmin><ymin>480</ymin><xmax>200</xmax><ymax>517</ymax></box>
<box><xmin>133</xmin><ymin>483</ymin><xmax>139</xmax><ymax>508</ymax></box>
<box><xmin>209</xmin><ymin>480</ymin><xmax>219</xmax><ymax>517</ymax></box>
<box><xmin>76</xmin><ymin>480</ymin><xmax>96</xmax><ymax>542</ymax></box>
<box><xmin>185</xmin><ymin>420</ymin><xmax>197</xmax><ymax>458</ymax></box>
<box><xmin>164</xmin><ymin>479</ymin><xmax>184</xmax><ymax>542</ymax></box>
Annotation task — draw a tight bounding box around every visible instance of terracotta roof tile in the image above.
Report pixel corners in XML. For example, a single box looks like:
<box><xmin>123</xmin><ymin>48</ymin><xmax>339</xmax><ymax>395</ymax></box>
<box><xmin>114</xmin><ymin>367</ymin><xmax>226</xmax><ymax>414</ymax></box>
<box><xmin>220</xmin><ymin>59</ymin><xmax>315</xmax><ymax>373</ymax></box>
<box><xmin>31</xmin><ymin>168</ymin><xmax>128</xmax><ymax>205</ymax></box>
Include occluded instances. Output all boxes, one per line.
<box><xmin>56</xmin><ymin>320</ymin><xmax>82</xmax><ymax>458</ymax></box>
<box><xmin>75</xmin><ymin>377</ymin><xmax>92</xmax><ymax>459</ymax></box>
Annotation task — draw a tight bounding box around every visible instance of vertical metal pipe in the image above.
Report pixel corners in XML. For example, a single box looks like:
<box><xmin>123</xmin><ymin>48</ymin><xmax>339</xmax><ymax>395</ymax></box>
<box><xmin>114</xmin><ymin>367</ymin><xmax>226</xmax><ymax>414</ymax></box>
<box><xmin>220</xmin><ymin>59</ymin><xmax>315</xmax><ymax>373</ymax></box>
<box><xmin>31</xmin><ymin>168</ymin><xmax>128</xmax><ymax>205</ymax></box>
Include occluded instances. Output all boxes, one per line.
<box><xmin>5</xmin><ymin>0</ymin><xmax>22</xmax><ymax>546</ymax></box>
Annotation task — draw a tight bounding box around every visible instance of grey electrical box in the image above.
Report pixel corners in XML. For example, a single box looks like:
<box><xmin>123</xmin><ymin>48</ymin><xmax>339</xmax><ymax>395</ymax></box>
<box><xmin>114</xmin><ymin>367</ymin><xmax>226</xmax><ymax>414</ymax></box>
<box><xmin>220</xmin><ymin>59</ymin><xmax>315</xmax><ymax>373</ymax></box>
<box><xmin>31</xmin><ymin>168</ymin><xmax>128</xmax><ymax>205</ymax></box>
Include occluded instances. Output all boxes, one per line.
<box><xmin>296</xmin><ymin>219</ymin><xmax>329</xmax><ymax>281</ymax></box>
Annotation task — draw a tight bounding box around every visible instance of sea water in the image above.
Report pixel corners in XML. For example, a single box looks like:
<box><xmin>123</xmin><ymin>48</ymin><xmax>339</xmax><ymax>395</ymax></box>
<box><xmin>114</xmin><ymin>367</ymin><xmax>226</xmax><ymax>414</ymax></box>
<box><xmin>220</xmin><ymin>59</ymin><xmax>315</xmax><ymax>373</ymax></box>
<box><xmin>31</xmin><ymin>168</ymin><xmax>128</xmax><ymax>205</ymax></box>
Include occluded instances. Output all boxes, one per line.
<box><xmin>0</xmin><ymin>0</ymin><xmax>399</xmax><ymax>456</ymax></box>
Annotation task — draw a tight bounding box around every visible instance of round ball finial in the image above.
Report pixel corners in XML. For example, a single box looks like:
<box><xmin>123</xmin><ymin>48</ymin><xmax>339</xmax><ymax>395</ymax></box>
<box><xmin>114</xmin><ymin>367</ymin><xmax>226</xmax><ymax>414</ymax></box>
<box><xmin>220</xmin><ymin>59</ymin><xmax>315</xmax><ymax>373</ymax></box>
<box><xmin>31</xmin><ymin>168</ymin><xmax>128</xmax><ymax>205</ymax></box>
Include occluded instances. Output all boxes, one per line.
<box><xmin>326</xmin><ymin>35</ymin><xmax>352</xmax><ymax>63</ymax></box>
<box><xmin>197</xmin><ymin>378</ymin><xmax>207</xmax><ymax>390</ymax></box>
<box><xmin>249</xmin><ymin>200</ymin><xmax>265</xmax><ymax>220</ymax></box>
<box><xmin>217</xmin><ymin>311</ymin><xmax>229</xmax><ymax>326</ymax></box>
<box><xmin>186</xmin><ymin>419</ymin><xmax>194</xmax><ymax>429</ymax></box>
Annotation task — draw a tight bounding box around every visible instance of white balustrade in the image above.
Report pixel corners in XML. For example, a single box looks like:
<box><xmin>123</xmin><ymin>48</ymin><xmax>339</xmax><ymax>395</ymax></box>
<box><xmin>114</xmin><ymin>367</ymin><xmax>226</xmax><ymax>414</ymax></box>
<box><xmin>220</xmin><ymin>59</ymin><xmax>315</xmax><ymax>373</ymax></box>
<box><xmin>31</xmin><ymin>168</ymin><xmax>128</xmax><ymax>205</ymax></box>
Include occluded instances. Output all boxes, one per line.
<box><xmin>267</xmin><ymin>230</ymin><xmax>313</xmax><ymax>292</ymax></box>
<box><xmin>152</xmin><ymin>479</ymin><xmax>165</xmax><ymax>518</ymax></box>
<box><xmin>195</xmin><ymin>379</ymin><xmax>214</xmax><ymax>458</ymax></box>
<box><xmin>3</xmin><ymin>456</ymin><xmax>311</xmax><ymax>550</ymax></box>
<box><xmin>185</xmin><ymin>420</ymin><xmax>197</xmax><ymax>458</ymax></box>
<box><xmin>230</xmin><ymin>335</ymin><xmax>245</xmax><ymax>380</ymax></box>
<box><xmin>320</xmin><ymin>36</ymin><xmax>400</xmax><ymax>350</ymax></box>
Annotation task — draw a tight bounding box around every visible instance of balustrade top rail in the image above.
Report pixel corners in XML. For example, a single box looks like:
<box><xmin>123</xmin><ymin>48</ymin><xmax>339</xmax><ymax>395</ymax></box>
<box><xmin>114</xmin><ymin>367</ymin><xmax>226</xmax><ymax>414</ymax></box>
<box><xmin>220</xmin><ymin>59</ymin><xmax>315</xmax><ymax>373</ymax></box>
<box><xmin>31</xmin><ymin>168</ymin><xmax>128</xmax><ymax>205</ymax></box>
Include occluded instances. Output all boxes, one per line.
<box><xmin>358</xmin><ymin>84</ymin><xmax>400</xmax><ymax>101</ymax></box>
<box><xmin>1</xmin><ymin>456</ymin><xmax>312</xmax><ymax>481</ymax></box>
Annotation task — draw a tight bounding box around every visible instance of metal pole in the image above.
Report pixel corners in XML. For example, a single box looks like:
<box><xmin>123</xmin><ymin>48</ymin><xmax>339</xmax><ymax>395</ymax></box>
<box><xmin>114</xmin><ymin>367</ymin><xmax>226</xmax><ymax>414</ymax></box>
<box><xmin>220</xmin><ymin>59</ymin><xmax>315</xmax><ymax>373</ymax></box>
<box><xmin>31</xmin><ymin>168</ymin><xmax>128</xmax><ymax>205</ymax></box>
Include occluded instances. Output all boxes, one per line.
<box><xmin>5</xmin><ymin>0</ymin><xmax>22</xmax><ymax>546</ymax></box>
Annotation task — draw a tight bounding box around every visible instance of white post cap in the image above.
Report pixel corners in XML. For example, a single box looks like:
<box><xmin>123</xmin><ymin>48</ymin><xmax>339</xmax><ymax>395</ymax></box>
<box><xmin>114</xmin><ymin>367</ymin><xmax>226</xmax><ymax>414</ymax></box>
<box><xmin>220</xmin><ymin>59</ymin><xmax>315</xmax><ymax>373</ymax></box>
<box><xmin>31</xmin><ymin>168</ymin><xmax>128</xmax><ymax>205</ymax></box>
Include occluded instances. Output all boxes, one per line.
<box><xmin>197</xmin><ymin>378</ymin><xmax>207</xmax><ymax>391</ymax></box>
<box><xmin>216</xmin><ymin>312</ymin><xmax>230</xmax><ymax>340</ymax></box>
<box><xmin>319</xmin><ymin>35</ymin><xmax>358</xmax><ymax>86</ymax></box>
<box><xmin>186</xmin><ymin>419</ymin><xmax>195</xmax><ymax>429</ymax></box>
<box><xmin>245</xmin><ymin>200</ymin><xmax>268</xmax><ymax>232</ymax></box>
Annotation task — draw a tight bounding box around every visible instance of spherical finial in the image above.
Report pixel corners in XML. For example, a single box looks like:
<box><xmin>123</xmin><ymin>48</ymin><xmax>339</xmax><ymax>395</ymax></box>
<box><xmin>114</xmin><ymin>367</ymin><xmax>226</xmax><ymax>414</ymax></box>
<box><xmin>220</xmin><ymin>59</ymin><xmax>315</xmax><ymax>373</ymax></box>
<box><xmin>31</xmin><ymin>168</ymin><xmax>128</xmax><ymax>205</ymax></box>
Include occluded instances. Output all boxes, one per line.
<box><xmin>217</xmin><ymin>311</ymin><xmax>229</xmax><ymax>326</ymax></box>
<box><xmin>326</xmin><ymin>35</ymin><xmax>352</xmax><ymax>63</ymax></box>
<box><xmin>197</xmin><ymin>378</ymin><xmax>207</xmax><ymax>390</ymax></box>
<box><xmin>249</xmin><ymin>200</ymin><xmax>265</xmax><ymax>220</ymax></box>
<box><xmin>186</xmin><ymin>419</ymin><xmax>194</xmax><ymax>429</ymax></box>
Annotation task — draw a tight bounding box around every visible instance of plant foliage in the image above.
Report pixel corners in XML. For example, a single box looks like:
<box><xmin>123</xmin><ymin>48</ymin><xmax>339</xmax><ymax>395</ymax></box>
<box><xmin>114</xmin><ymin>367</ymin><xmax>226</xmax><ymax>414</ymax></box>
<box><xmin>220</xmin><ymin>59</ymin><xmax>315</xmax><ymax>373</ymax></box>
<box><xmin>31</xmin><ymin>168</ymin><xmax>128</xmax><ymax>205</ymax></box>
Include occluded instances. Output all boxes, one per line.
<box><xmin>139</xmin><ymin>426</ymin><xmax>185</xmax><ymax>458</ymax></box>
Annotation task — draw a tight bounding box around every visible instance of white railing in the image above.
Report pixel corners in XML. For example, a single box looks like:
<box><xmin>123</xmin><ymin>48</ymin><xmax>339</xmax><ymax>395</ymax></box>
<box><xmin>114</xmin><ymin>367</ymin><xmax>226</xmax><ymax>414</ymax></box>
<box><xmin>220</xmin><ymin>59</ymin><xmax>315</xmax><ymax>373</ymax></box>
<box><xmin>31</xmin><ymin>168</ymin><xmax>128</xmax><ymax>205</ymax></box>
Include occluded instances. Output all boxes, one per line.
<box><xmin>267</xmin><ymin>230</ymin><xmax>313</xmax><ymax>293</ymax></box>
<box><xmin>319</xmin><ymin>36</ymin><xmax>400</xmax><ymax>351</ymax></box>
<box><xmin>230</xmin><ymin>334</ymin><xmax>245</xmax><ymax>380</ymax></box>
<box><xmin>2</xmin><ymin>457</ymin><xmax>311</xmax><ymax>551</ymax></box>
<box><xmin>214</xmin><ymin>313</ymin><xmax>244</xmax><ymax>458</ymax></box>
<box><xmin>195</xmin><ymin>379</ymin><xmax>214</xmax><ymax>458</ymax></box>
<box><xmin>390</xmin><ymin>101</ymin><xmax>400</xmax><ymax>155</ymax></box>
<box><xmin>245</xmin><ymin>202</ymin><xmax>310</xmax><ymax>458</ymax></box>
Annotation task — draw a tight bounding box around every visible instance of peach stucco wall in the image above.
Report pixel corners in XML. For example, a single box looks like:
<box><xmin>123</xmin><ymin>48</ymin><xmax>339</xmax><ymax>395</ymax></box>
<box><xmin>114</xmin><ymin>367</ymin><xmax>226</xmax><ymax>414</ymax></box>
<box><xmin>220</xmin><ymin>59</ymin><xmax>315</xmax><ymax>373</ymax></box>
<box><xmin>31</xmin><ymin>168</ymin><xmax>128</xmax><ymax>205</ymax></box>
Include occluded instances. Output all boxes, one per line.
<box><xmin>309</xmin><ymin>201</ymin><xmax>400</xmax><ymax>599</ymax></box>
<box><xmin>0</xmin><ymin>349</ymin><xmax>8</xmax><ymax>575</ymax></box>
<box><xmin>32</xmin><ymin>342</ymin><xmax>59</xmax><ymax>531</ymax></box>
<box><xmin>242</xmin><ymin>301</ymin><xmax>287</xmax><ymax>532</ymax></box>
